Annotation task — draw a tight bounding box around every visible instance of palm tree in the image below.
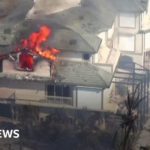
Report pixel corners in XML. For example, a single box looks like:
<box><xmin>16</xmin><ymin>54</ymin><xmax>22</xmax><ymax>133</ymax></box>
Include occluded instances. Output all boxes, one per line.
<box><xmin>113</xmin><ymin>84</ymin><xmax>145</xmax><ymax>150</ymax></box>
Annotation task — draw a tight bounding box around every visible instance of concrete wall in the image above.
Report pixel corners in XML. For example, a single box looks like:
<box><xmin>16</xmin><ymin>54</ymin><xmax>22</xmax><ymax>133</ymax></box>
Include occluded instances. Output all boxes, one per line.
<box><xmin>103</xmin><ymin>83</ymin><xmax>118</xmax><ymax>112</ymax></box>
<box><xmin>93</xmin><ymin>12</ymin><xmax>145</xmax><ymax>113</ymax></box>
<box><xmin>144</xmin><ymin>32</ymin><xmax>150</xmax><ymax>51</ymax></box>
<box><xmin>3</xmin><ymin>59</ymin><xmax>50</xmax><ymax>78</ymax></box>
<box><xmin>115</xmin><ymin>13</ymin><xmax>140</xmax><ymax>34</ymax></box>
<box><xmin>59</xmin><ymin>52</ymin><xmax>83</xmax><ymax>61</ymax></box>
<box><xmin>76</xmin><ymin>87</ymin><xmax>102</xmax><ymax>111</ymax></box>
<box><xmin>113</xmin><ymin>34</ymin><xmax>143</xmax><ymax>54</ymax></box>
<box><xmin>113</xmin><ymin>13</ymin><xmax>144</xmax><ymax>66</ymax></box>
<box><xmin>0</xmin><ymin>79</ymin><xmax>45</xmax><ymax>101</ymax></box>
<box><xmin>0</xmin><ymin>80</ymin><xmax>104</xmax><ymax>111</ymax></box>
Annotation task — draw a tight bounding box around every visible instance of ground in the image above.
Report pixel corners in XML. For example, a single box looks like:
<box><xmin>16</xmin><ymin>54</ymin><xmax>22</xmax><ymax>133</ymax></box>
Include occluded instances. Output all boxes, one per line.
<box><xmin>134</xmin><ymin>116</ymin><xmax>150</xmax><ymax>150</ymax></box>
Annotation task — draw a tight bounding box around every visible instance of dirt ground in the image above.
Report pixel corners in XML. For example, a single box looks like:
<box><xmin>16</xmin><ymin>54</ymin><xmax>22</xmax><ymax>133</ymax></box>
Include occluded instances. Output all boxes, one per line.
<box><xmin>134</xmin><ymin>116</ymin><xmax>150</xmax><ymax>150</ymax></box>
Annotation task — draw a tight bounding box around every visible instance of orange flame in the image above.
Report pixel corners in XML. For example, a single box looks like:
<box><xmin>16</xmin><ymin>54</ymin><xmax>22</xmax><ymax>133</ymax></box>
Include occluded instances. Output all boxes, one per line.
<box><xmin>18</xmin><ymin>25</ymin><xmax>60</xmax><ymax>61</ymax></box>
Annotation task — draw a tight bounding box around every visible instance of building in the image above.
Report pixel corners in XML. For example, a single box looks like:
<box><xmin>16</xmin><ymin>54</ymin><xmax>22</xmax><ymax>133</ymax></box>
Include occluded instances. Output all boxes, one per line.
<box><xmin>91</xmin><ymin>0</ymin><xmax>149</xmax><ymax>111</ymax></box>
<box><xmin>0</xmin><ymin>0</ymin><xmax>149</xmax><ymax>114</ymax></box>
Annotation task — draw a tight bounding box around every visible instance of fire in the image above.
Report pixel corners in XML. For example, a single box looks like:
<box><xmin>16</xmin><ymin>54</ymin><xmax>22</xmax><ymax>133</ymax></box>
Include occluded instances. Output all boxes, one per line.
<box><xmin>18</xmin><ymin>25</ymin><xmax>60</xmax><ymax>61</ymax></box>
<box><xmin>15</xmin><ymin>25</ymin><xmax>60</xmax><ymax>71</ymax></box>
<box><xmin>19</xmin><ymin>52</ymin><xmax>34</xmax><ymax>71</ymax></box>
<box><xmin>0</xmin><ymin>26</ymin><xmax>60</xmax><ymax>71</ymax></box>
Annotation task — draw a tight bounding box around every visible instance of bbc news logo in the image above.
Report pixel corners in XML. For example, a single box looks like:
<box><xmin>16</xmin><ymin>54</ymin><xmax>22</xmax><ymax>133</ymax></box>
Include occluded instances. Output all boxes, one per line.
<box><xmin>0</xmin><ymin>130</ymin><xmax>20</xmax><ymax>139</ymax></box>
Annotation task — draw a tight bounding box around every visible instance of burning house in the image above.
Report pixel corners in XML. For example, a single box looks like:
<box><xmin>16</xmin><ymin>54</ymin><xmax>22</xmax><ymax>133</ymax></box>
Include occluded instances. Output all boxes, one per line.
<box><xmin>0</xmin><ymin>0</ymin><xmax>149</xmax><ymax>114</ymax></box>
<box><xmin>0</xmin><ymin>22</ymin><xmax>112</xmax><ymax>111</ymax></box>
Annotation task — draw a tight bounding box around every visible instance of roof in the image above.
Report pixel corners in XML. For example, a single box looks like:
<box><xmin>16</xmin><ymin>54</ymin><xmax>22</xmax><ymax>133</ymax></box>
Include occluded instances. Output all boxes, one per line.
<box><xmin>26</xmin><ymin>0</ymin><xmax>148</xmax><ymax>53</ymax></box>
<box><xmin>27</xmin><ymin>0</ymin><xmax>118</xmax><ymax>53</ymax></box>
<box><xmin>0</xmin><ymin>33</ymin><xmax>14</xmax><ymax>46</ymax></box>
<box><xmin>27</xmin><ymin>0</ymin><xmax>117</xmax><ymax>33</ymax></box>
<box><xmin>55</xmin><ymin>60</ymin><xmax>113</xmax><ymax>88</ymax></box>
<box><xmin>0</xmin><ymin>60</ymin><xmax>113</xmax><ymax>88</ymax></box>
<box><xmin>0</xmin><ymin>0</ymin><xmax>148</xmax><ymax>54</ymax></box>
<box><xmin>13</xmin><ymin>20</ymin><xmax>101</xmax><ymax>54</ymax></box>
<box><xmin>50</xmin><ymin>28</ymin><xmax>101</xmax><ymax>53</ymax></box>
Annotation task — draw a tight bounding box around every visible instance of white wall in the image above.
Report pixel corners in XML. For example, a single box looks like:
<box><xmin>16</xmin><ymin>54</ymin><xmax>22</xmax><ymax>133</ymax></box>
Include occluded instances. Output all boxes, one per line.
<box><xmin>59</xmin><ymin>52</ymin><xmax>83</xmax><ymax>61</ymax></box>
<box><xmin>135</xmin><ymin>33</ymin><xmax>143</xmax><ymax>54</ymax></box>
<box><xmin>119</xmin><ymin>13</ymin><xmax>136</xmax><ymax>28</ymax></box>
<box><xmin>107</xmin><ymin>23</ymin><xmax>115</xmax><ymax>39</ymax></box>
<box><xmin>3</xmin><ymin>60</ymin><xmax>50</xmax><ymax>78</ymax></box>
<box><xmin>141</xmin><ymin>0</ymin><xmax>150</xmax><ymax>31</ymax></box>
<box><xmin>97</xmin><ymin>32</ymin><xmax>106</xmax><ymax>46</ymax></box>
<box><xmin>77</xmin><ymin>87</ymin><xmax>102</xmax><ymax>111</ymax></box>
<box><xmin>119</xmin><ymin>35</ymin><xmax>135</xmax><ymax>52</ymax></box>
<box><xmin>112</xmin><ymin>13</ymin><xmax>143</xmax><ymax>57</ymax></box>
<box><xmin>117</xmin><ymin>13</ymin><xmax>140</xmax><ymax>34</ymax></box>
<box><xmin>145</xmin><ymin>32</ymin><xmax>150</xmax><ymax>50</ymax></box>
<box><xmin>96</xmin><ymin>12</ymin><xmax>144</xmax><ymax>113</ymax></box>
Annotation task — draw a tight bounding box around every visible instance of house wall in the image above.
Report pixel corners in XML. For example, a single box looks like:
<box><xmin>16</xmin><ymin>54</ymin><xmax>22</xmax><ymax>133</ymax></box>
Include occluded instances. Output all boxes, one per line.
<box><xmin>115</xmin><ymin>13</ymin><xmax>140</xmax><ymax>34</ymax></box>
<box><xmin>76</xmin><ymin>87</ymin><xmax>102</xmax><ymax>111</ymax></box>
<box><xmin>103</xmin><ymin>83</ymin><xmax>118</xmax><ymax>112</ymax></box>
<box><xmin>3</xmin><ymin>59</ymin><xmax>50</xmax><ymax>78</ymax></box>
<box><xmin>0</xmin><ymin>79</ymin><xmax>45</xmax><ymax>101</ymax></box>
<box><xmin>113</xmin><ymin>34</ymin><xmax>144</xmax><ymax>65</ymax></box>
<box><xmin>59</xmin><ymin>51</ymin><xmax>91</xmax><ymax>62</ymax></box>
<box><xmin>107</xmin><ymin>23</ymin><xmax>115</xmax><ymax>40</ymax></box>
<box><xmin>113</xmin><ymin>33</ymin><xmax>143</xmax><ymax>54</ymax></box>
<box><xmin>144</xmin><ymin>32</ymin><xmax>150</xmax><ymax>51</ymax></box>
<box><xmin>92</xmin><ymin>12</ymin><xmax>145</xmax><ymax>112</ymax></box>
<box><xmin>113</xmin><ymin>13</ymin><xmax>144</xmax><ymax>66</ymax></box>
<box><xmin>59</xmin><ymin>52</ymin><xmax>83</xmax><ymax>61</ymax></box>
<box><xmin>0</xmin><ymin>79</ymin><xmax>104</xmax><ymax>111</ymax></box>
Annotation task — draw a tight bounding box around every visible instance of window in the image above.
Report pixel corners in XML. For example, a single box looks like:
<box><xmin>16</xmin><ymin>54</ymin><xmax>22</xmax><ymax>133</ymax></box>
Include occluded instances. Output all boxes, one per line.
<box><xmin>46</xmin><ymin>85</ymin><xmax>71</xmax><ymax>97</ymax></box>
<box><xmin>46</xmin><ymin>85</ymin><xmax>73</xmax><ymax>105</ymax></box>
<box><xmin>119</xmin><ymin>13</ymin><xmax>136</xmax><ymax>28</ymax></box>
<box><xmin>145</xmin><ymin>32</ymin><xmax>150</xmax><ymax>50</ymax></box>
<box><xmin>47</xmin><ymin>85</ymin><xmax>55</xmax><ymax>96</ymax></box>
<box><xmin>119</xmin><ymin>35</ymin><xmax>135</xmax><ymax>52</ymax></box>
<box><xmin>83</xmin><ymin>53</ymin><xmax>90</xmax><ymax>60</ymax></box>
